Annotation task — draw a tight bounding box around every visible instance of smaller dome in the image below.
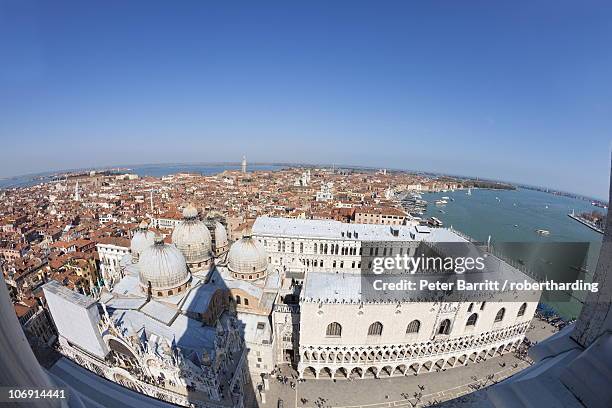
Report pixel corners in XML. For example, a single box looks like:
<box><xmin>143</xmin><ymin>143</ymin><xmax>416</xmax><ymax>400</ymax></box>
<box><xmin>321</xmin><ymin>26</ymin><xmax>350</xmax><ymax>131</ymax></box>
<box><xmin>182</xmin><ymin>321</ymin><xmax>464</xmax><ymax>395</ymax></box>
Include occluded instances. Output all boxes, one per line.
<box><xmin>138</xmin><ymin>235</ymin><xmax>190</xmax><ymax>294</ymax></box>
<box><xmin>182</xmin><ymin>204</ymin><xmax>198</xmax><ymax>220</ymax></box>
<box><xmin>214</xmin><ymin>222</ymin><xmax>228</xmax><ymax>247</ymax></box>
<box><xmin>227</xmin><ymin>236</ymin><xmax>268</xmax><ymax>279</ymax></box>
<box><xmin>131</xmin><ymin>221</ymin><xmax>155</xmax><ymax>262</ymax></box>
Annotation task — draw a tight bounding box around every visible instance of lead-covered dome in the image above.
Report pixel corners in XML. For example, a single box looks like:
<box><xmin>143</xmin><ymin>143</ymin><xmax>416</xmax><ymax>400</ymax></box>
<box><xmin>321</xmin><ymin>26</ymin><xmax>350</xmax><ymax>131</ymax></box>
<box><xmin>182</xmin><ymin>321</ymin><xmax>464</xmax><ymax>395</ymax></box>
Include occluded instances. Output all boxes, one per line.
<box><xmin>227</xmin><ymin>236</ymin><xmax>268</xmax><ymax>280</ymax></box>
<box><xmin>171</xmin><ymin>205</ymin><xmax>213</xmax><ymax>268</ymax></box>
<box><xmin>214</xmin><ymin>221</ymin><xmax>229</xmax><ymax>252</ymax></box>
<box><xmin>138</xmin><ymin>235</ymin><xmax>190</xmax><ymax>296</ymax></box>
<box><xmin>131</xmin><ymin>220</ymin><xmax>155</xmax><ymax>262</ymax></box>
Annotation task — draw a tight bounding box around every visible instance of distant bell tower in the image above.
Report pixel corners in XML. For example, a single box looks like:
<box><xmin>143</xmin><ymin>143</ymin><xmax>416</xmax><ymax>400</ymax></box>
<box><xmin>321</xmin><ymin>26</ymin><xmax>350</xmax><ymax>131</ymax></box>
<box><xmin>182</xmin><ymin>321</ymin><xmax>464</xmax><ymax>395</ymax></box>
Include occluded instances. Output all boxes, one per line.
<box><xmin>241</xmin><ymin>155</ymin><xmax>247</xmax><ymax>174</ymax></box>
<box><xmin>74</xmin><ymin>180</ymin><xmax>80</xmax><ymax>201</ymax></box>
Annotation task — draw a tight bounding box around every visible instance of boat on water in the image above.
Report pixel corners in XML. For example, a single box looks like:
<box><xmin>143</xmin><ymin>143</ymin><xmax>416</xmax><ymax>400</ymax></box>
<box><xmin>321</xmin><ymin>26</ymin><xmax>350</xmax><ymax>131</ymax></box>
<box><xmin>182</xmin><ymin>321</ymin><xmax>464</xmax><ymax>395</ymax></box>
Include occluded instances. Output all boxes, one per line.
<box><xmin>428</xmin><ymin>217</ymin><xmax>443</xmax><ymax>227</ymax></box>
<box><xmin>435</xmin><ymin>199</ymin><xmax>448</xmax><ymax>205</ymax></box>
<box><xmin>514</xmin><ymin>224</ymin><xmax>518</xmax><ymax>227</ymax></box>
<box><xmin>449</xmin><ymin>197</ymin><xmax>455</xmax><ymax>201</ymax></box>
<box><xmin>441</xmin><ymin>196</ymin><xmax>450</xmax><ymax>200</ymax></box>
<box><xmin>536</xmin><ymin>229</ymin><xmax>550</xmax><ymax>236</ymax></box>
<box><xmin>466</xmin><ymin>188</ymin><xmax>472</xmax><ymax>196</ymax></box>
<box><xmin>439</xmin><ymin>209</ymin><xmax>445</xmax><ymax>214</ymax></box>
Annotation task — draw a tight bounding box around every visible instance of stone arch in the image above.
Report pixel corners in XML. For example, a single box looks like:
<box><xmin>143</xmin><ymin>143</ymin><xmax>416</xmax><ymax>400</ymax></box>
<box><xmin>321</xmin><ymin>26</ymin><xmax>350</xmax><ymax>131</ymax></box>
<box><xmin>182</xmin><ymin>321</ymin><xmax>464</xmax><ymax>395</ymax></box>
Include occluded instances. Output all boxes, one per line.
<box><xmin>303</xmin><ymin>366</ymin><xmax>317</xmax><ymax>378</ymax></box>
<box><xmin>446</xmin><ymin>356</ymin><xmax>457</xmax><ymax>368</ymax></box>
<box><xmin>394</xmin><ymin>364</ymin><xmax>407</xmax><ymax>376</ymax></box>
<box><xmin>422</xmin><ymin>361</ymin><xmax>433</xmax><ymax>372</ymax></box>
<box><xmin>335</xmin><ymin>367</ymin><xmax>348</xmax><ymax>379</ymax></box>
<box><xmin>350</xmin><ymin>367</ymin><xmax>363</xmax><ymax>379</ymax></box>
<box><xmin>410</xmin><ymin>362</ymin><xmax>420</xmax><ymax>375</ymax></box>
<box><xmin>364</xmin><ymin>366</ymin><xmax>378</xmax><ymax>378</ymax></box>
<box><xmin>469</xmin><ymin>352</ymin><xmax>479</xmax><ymax>362</ymax></box>
<box><xmin>319</xmin><ymin>367</ymin><xmax>333</xmax><ymax>379</ymax></box>
<box><xmin>458</xmin><ymin>355</ymin><xmax>468</xmax><ymax>365</ymax></box>
<box><xmin>381</xmin><ymin>365</ymin><xmax>393</xmax><ymax>377</ymax></box>
<box><xmin>435</xmin><ymin>358</ymin><xmax>445</xmax><ymax>371</ymax></box>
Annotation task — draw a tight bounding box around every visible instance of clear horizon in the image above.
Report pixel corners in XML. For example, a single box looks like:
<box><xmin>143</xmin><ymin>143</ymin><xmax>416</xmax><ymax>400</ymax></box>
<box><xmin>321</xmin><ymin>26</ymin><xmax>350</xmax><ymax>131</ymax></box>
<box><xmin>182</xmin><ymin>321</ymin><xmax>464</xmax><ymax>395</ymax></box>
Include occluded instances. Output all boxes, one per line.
<box><xmin>1</xmin><ymin>1</ymin><xmax>611</xmax><ymax>198</ymax></box>
<box><xmin>1</xmin><ymin>160</ymin><xmax>607</xmax><ymax>201</ymax></box>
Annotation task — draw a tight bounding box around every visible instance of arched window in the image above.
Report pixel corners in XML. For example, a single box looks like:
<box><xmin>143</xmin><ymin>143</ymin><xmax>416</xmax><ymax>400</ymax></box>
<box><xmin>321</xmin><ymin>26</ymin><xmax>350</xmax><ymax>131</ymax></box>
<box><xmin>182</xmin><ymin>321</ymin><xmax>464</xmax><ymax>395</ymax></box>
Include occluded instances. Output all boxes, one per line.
<box><xmin>368</xmin><ymin>321</ymin><xmax>383</xmax><ymax>336</ymax></box>
<box><xmin>326</xmin><ymin>322</ymin><xmax>342</xmax><ymax>337</ymax></box>
<box><xmin>468</xmin><ymin>303</ymin><xmax>474</xmax><ymax>312</ymax></box>
<box><xmin>236</xmin><ymin>295</ymin><xmax>241</xmax><ymax>305</ymax></box>
<box><xmin>466</xmin><ymin>313</ymin><xmax>478</xmax><ymax>327</ymax></box>
<box><xmin>495</xmin><ymin>308</ymin><xmax>505</xmax><ymax>322</ymax></box>
<box><xmin>438</xmin><ymin>319</ymin><xmax>451</xmax><ymax>335</ymax></box>
<box><xmin>244</xmin><ymin>298</ymin><xmax>249</xmax><ymax>306</ymax></box>
<box><xmin>517</xmin><ymin>303</ymin><xmax>527</xmax><ymax>317</ymax></box>
<box><xmin>406</xmin><ymin>320</ymin><xmax>421</xmax><ymax>334</ymax></box>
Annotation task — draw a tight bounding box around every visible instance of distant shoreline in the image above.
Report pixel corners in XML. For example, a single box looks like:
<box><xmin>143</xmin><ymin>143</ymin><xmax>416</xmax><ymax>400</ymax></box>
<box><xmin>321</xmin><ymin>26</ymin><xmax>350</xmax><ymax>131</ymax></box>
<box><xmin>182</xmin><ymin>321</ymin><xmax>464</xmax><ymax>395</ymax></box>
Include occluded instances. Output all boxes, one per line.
<box><xmin>0</xmin><ymin>161</ymin><xmax>607</xmax><ymax>204</ymax></box>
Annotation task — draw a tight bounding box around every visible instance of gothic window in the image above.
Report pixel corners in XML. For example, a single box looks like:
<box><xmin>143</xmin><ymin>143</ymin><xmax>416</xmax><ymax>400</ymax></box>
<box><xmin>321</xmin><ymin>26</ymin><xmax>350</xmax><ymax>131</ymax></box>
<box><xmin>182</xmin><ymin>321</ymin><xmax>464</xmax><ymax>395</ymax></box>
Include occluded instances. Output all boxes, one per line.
<box><xmin>466</xmin><ymin>313</ymin><xmax>478</xmax><ymax>327</ymax></box>
<box><xmin>326</xmin><ymin>322</ymin><xmax>342</xmax><ymax>337</ymax></box>
<box><xmin>406</xmin><ymin>320</ymin><xmax>421</xmax><ymax>334</ymax></box>
<box><xmin>517</xmin><ymin>303</ymin><xmax>527</xmax><ymax>317</ymax></box>
<box><xmin>438</xmin><ymin>319</ymin><xmax>451</xmax><ymax>335</ymax></box>
<box><xmin>495</xmin><ymin>308</ymin><xmax>505</xmax><ymax>322</ymax></box>
<box><xmin>368</xmin><ymin>321</ymin><xmax>383</xmax><ymax>336</ymax></box>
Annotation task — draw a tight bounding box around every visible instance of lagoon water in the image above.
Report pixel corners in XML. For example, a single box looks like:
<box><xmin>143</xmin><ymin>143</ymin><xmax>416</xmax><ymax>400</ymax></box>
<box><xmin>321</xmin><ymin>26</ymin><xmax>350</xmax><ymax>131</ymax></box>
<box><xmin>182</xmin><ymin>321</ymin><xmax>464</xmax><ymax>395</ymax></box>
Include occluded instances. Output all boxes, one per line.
<box><xmin>422</xmin><ymin>188</ymin><xmax>603</xmax><ymax>319</ymax></box>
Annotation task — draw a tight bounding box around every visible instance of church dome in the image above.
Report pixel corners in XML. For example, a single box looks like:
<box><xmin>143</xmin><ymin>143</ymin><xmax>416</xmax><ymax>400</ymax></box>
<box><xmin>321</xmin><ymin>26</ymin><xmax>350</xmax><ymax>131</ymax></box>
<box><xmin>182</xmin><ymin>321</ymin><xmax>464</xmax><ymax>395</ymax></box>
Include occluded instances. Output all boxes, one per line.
<box><xmin>131</xmin><ymin>220</ymin><xmax>155</xmax><ymax>262</ymax></box>
<box><xmin>214</xmin><ymin>222</ymin><xmax>229</xmax><ymax>249</ymax></box>
<box><xmin>227</xmin><ymin>236</ymin><xmax>268</xmax><ymax>280</ymax></box>
<box><xmin>171</xmin><ymin>205</ymin><xmax>213</xmax><ymax>267</ymax></box>
<box><xmin>138</xmin><ymin>235</ymin><xmax>190</xmax><ymax>294</ymax></box>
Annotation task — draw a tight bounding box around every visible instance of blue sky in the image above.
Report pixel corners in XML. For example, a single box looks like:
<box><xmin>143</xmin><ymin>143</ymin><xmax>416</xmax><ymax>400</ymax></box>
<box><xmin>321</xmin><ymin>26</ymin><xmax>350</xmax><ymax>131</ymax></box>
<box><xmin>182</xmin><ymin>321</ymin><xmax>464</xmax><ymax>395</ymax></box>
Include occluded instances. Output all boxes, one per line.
<box><xmin>0</xmin><ymin>1</ymin><xmax>610</xmax><ymax>199</ymax></box>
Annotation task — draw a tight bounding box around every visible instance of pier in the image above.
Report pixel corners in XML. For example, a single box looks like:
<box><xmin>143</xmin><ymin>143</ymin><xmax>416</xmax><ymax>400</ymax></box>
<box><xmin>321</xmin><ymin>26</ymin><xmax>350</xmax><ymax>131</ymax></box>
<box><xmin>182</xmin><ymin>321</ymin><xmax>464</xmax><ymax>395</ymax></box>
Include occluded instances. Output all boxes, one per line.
<box><xmin>568</xmin><ymin>212</ymin><xmax>604</xmax><ymax>234</ymax></box>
